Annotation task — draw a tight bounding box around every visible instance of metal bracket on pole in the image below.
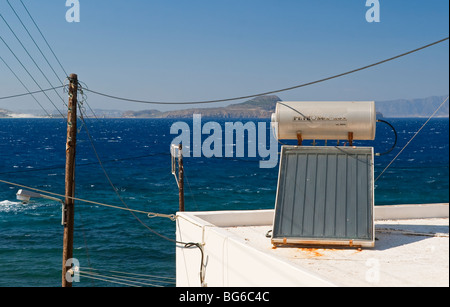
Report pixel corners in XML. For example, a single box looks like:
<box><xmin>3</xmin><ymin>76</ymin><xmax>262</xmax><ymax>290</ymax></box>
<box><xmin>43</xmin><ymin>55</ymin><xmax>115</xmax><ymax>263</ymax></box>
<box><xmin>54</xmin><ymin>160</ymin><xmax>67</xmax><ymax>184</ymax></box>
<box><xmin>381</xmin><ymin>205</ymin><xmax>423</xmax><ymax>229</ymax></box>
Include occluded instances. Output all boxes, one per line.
<box><xmin>61</xmin><ymin>202</ymin><xmax>67</xmax><ymax>226</ymax></box>
<box><xmin>178</xmin><ymin>144</ymin><xmax>184</xmax><ymax>212</ymax></box>
<box><xmin>171</xmin><ymin>144</ymin><xmax>179</xmax><ymax>188</ymax></box>
<box><xmin>170</xmin><ymin>144</ymin><xmax>185</xmax><ymax>211</ymax></box>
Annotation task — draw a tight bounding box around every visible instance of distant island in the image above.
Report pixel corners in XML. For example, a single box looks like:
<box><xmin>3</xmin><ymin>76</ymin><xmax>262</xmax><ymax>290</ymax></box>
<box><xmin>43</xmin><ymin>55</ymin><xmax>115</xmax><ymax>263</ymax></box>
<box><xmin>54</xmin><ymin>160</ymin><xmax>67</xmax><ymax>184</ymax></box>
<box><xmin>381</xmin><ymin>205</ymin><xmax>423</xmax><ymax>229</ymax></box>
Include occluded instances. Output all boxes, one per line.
<box><xmin>122</xmin><ymin>95</ymin><xmax>279</xmax><ymax>119</ymax></box>
<box><xmin>375</xmin><ymin>95</ymin><xmax>449</xmax><ymax>118</ymax></box>
<box><xmin>121</xmin><ymin>94</ymin><xmax>449</xmax><ymax>119</ymax></box>
<box><xmin>1</xmin><ymin>95</ymin><xmax>448</xmax><ymax>119</ymax></box>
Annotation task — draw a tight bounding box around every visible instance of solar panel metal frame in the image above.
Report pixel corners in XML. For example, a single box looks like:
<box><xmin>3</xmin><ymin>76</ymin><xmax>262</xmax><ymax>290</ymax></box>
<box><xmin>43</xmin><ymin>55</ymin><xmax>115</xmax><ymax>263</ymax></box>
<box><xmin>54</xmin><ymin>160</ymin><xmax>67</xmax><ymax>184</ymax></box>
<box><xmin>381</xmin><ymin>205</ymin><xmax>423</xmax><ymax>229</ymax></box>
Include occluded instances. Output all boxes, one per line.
<box><xmin>272</xmin><ymin>146</ymin><xmax>375</xmax><ymax>248</ymax></box>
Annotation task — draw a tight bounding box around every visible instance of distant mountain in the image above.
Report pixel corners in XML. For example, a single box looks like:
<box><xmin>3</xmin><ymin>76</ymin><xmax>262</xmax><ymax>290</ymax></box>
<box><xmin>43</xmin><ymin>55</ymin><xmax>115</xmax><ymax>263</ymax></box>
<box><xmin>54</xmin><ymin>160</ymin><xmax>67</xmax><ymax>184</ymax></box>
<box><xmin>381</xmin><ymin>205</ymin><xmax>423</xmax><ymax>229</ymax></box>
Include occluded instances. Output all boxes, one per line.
<box><xmin>89</xmin><ymin>109</ymin><xmax>125</xmax><ymax>118</ymax></box>
<box><xmin>122</xmin><ymin>94</ymin><xmax>449</xmax><ymax>119</ymax></box>
<box><xmin>375</xmin><ymin>95</ymin><xmax>449</xmax><ymax>118</ymax></box>
<box><xmin>122</xmin><ymin>95</ymin><xmax>281</xmax><ymax>119</ymax></box>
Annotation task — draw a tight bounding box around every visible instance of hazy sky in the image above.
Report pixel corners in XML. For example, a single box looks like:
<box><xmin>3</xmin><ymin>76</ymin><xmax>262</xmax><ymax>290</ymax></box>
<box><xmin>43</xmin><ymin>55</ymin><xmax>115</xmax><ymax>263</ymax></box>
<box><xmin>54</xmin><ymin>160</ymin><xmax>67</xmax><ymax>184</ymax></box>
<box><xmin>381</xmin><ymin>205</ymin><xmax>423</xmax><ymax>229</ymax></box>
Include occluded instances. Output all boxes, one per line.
<box><xmin>0</xmin><ymin>0</ymin><xmax>449</xmax><ymax>113</ymax></box>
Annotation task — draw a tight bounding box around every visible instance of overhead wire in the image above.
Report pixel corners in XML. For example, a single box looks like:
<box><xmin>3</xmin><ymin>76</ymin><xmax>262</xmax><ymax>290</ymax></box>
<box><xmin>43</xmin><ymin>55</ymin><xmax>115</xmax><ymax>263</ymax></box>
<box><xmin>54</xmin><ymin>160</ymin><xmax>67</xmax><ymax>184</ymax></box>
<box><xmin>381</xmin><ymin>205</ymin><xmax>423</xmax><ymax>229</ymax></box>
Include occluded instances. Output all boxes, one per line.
<box><xmin>78</xmin><ymin>270</ymin><xmax>166</xmax><ymax>287</ymax></box>
<box><xmin>70</xmin><ymin>80</ymin><xmax>99</xmax><ymax>119</ymax></box>
<box><xmin>78</xmin><ymin>104</ymin><xmax>205</xmax><ymax>279</ymax></box>
<box><xmin>0</xmin><ymin>85</ymin><xmax>65</xmax><ymax>101</ymax></box>
<box><xmin>0</xmin><ymin>38</ymin><xmax>448</xmax><ymax>105</ymax></box>
<box><xmin>0</xmin><ymin>14</ymin><xmax>67</xmax><ymax>113</ymax></box>
<box><xmin>15</xmin><ymin>0</ymin><xmax>100</xmax><ymax>121</ymax></box>
<box><xmin>375</xmin><ymin>119</ymin><xmax>398</xmax><ymax>156</ymax></box>
<box><xmin>0</xmin><ymin>167</ymin><xmax>204</xmax><ymax>285</ymax></box>
<box><xmin>0</xmin><ymin>33</ymin><xmax>65</xmax><ymax>118</ymax></box>
<box><xmin>77</xmin><ymin>106</ymin><xmax>178</xmax><ymax>231</ymax></box>
<box><xmin>76</xmin><ymin>84</ymin><xmax>177</xmax><ymax>232</ymax></box>
<box><xmin>83</xmin><ymin>267</ymin><xmax>176</xmax><ymax>281</ymax></box>
<box><xmin>105</xmin><ymin>274</ymin><xmax>174</xmax><ymax>285</ymax></box>
<box><xmin>78</xmin><ymin>272</ymin><xmax>142</xmax><ymax>287</ymax></box>
<box><xmin>19</xmin><ymin>0</ymin><xmax>69</xmax><ymax>78</ymax></box>
<box><xmin>81</xmin><ymin>37</ymin><xmax>449</xmax><ymax>105</ymax></box>
<box><xmin>6</xmin><ymin>0</ymin><xmax>66</xmax><ymax>93</ymax></box>
<box><xmin>75</xmin><ymin>90</ymin><xmax>205</xmax><ymax>284</ymax></box>
<box><xmin>0</xmin><ymin>2</ymin><xmax>99</xmax><ymax>119</ymax></box>
<box><xmin>78</xmin><ymin>270</ymin><xmax>174</xmax><ymax>287</ymax></box>
<box><xmin>0</xmin><ymin>178</ymin><xmax>175</xmax><ymax>219</ymax></box>
<box><xmin>1</xmin><ymin>4</ymin><xmax>104</xmax><ymax>281</ymax></box>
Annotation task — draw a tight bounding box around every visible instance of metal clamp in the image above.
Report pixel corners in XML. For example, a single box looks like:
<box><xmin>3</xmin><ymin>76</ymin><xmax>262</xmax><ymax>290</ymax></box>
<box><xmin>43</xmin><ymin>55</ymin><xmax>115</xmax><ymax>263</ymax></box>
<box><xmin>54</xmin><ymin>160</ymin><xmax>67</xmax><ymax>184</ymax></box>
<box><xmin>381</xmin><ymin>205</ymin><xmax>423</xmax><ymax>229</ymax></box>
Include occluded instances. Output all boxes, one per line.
<box><xmin>61</xmin><ymin>202</ymin><xmax>67</xmax><ymax>226</ymax></box>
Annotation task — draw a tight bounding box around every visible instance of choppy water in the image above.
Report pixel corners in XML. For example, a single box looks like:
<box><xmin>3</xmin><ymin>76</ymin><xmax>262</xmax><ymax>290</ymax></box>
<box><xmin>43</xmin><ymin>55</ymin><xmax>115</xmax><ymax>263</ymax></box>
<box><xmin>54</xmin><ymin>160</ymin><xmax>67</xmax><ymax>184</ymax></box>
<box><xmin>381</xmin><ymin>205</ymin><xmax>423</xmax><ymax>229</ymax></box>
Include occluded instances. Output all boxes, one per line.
<box><xmin>0</xmin><ymin>118</ymin><xmax>448</xmax><ymax>286</ymax></box>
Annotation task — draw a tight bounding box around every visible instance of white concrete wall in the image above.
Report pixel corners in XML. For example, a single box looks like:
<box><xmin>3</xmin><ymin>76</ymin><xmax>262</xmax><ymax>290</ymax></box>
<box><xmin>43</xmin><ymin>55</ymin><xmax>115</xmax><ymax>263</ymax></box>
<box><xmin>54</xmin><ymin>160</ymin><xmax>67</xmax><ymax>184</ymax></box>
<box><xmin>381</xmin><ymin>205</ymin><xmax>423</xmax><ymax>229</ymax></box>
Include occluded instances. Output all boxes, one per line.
<box><xmin>375</xmin><ymin>203</ymin><xmax>449</xmax><ymax>220</ymax></box>
<box><xmin>175</xmin><ymin>211</ymin><xmax>335</xmax><ymax>287</ymax></box>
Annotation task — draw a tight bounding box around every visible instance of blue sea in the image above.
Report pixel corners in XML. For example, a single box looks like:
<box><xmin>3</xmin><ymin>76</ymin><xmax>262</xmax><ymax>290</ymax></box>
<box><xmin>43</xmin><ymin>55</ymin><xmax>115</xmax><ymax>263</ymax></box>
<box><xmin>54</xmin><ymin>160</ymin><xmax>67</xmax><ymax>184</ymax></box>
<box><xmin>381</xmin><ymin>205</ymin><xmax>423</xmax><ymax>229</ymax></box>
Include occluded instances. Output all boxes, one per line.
<box><xmin>0</xmin><ymin>117</ymin><xmax>448</xmax><ymax>287</ymax></box>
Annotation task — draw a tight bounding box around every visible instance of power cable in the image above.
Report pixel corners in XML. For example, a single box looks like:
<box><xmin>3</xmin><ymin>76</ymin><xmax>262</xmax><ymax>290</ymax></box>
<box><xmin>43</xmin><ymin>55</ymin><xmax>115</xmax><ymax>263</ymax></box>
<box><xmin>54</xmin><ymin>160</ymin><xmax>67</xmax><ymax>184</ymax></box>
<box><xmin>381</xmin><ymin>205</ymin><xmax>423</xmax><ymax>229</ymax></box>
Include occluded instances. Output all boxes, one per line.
<box><xmin>0</xmin><ymin>178</ymin><xmax>175</xmax><ymax>219</ymax></box>
<box><xmin>375</xmin><ymin>119</ymin><xmax>398</xmax><ymax>156</ymax></box>
<box><xmin>78</xmin><ymin>272</ymin><xmax>142</xmax><ymax>287</ymax></box>
<box><xmin>19</xmin><ymin>0</ymin><xmax>69</xmax><ymax>78</ymax></box>
<box><xmin>72</xmin><ymin>80</ymin><xmax>99</xmax><ymax>119</ymax></box>
<box><xmin>79</xmin><ymin>271</ymin><xmax>174</xmax><ymax>287</ymax></box>
<box><xmin>78</xmin><ymin>106</ymin><xmax>204</xmax><ymax>261</ymax></box>
<box><xmin>82</xmin><ymin>37</ymin><xmax>449</xmax><ymax>105</ymax></box>
<box><xmin>78</xmin><ymin>270</ymin><xmax>167</xmax><ymax>287</ymax></box>
<box><xmin>276</xmin><ymin>101</ymin><xmax>310</xmax><ymax>121</ymax></box>
<box><xmin>0</xmin><ymin>14</ymin><xmax>67</xmax><ymax>111</ymax></box>
<box><xmin>78</xmin><ymin>108</ymin><xmax>177</xmax><ymax>232</ymax></box>
<box><xmin>1</xmin><ymin>38</ymin><xmax>447</xmax><ymax>104</ymax></box>
<box><xmin>84</xmin><ymin>267</ymin><xmax>176</xmax><ymax>281</ymax></box>
<box><xmin>10</xmin><ymin>1</ymin><xmax>99</xmax><ymax>119</ymax></box>
<box><xmin>6</xmin><ymin>0</ymin><xmax>65</xmax><ymax>90</ymax></box>
<box><xmin>0</xmin><ymin>85</ymin><xmax>65</xmax><ymax>101</ymax></box>
<box><xmin>0</xmin><ymin>34</ymin><xmax>65</xmax><ymax>118</ymax></box>
<box><xmin>76</xmin><ymin>101</ymin><xmax>205</xmax><ymax>283</ymax></box>
<box><xmin>105</xmin><ymin>273</ymin><xmax>174</xmax><ymax>285</ymax></box>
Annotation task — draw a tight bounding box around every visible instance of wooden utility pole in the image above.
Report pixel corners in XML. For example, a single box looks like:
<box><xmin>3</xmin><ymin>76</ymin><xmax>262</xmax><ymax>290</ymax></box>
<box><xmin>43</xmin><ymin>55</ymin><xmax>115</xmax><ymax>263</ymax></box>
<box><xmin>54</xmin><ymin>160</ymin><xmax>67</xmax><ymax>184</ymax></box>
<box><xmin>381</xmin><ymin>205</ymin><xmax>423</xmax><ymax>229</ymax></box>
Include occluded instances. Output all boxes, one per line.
<box><xmin>62</xmin><ymin>74</ymin><xmax>78</xmax><ymax>287</ymax></box>
<box><xmin>178</xmin><ymin>144</ymin><xmax>185</xmax><ymax>212</ymax></box>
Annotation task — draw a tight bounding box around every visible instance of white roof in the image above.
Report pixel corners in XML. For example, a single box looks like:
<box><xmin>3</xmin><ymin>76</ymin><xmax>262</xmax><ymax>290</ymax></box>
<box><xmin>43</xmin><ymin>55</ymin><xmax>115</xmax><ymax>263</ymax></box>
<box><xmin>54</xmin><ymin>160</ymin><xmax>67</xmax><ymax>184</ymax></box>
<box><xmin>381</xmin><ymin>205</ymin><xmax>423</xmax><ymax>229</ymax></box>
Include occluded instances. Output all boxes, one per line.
<box><xmin>176</xmin><ymin>204</ymin><xmax>449</xmax><ymax>287</ymax></box>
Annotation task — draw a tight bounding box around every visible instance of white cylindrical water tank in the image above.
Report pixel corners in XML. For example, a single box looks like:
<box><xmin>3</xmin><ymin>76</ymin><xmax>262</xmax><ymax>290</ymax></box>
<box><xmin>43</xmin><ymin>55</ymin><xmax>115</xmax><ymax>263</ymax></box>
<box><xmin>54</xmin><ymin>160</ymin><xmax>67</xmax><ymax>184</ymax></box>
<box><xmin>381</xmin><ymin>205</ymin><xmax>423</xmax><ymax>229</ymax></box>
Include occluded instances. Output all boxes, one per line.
<box><xmin>272</xmin><ymin>101</ymin><xmax>376</xmax><ymax>141</ymax></box>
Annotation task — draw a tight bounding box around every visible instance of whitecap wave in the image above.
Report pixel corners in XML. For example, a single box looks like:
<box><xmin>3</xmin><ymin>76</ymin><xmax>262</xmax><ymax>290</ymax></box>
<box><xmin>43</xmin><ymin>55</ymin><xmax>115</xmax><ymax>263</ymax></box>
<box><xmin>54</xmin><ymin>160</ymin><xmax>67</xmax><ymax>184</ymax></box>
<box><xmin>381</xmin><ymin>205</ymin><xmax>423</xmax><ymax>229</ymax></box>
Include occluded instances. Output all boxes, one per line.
<box><xmin>0</xmin><ymin>200</ymin><xmax>41</xmax><ymax>213</ymax></box>
<box><xmin>0</xmin><ymin>200</ymin><xmax>24</xmax><ymax>213</ymax></box>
